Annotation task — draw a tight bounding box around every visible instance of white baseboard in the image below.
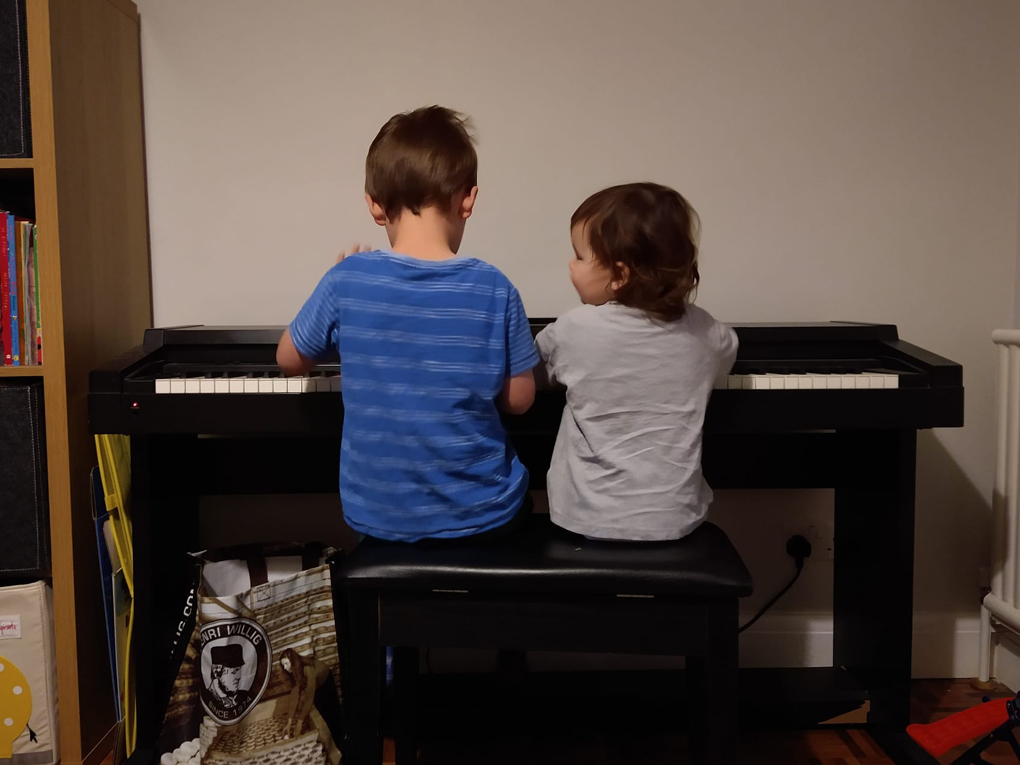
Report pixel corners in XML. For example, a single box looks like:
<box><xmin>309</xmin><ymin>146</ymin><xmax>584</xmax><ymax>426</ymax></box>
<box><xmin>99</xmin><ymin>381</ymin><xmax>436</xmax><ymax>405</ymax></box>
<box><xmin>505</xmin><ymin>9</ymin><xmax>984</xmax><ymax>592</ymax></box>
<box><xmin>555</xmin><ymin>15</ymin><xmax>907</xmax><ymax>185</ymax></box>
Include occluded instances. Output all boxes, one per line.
<box><xmin>992</xmin><ymin>630</ymin><xmax>1020</xmax><ymax>691</ymax></box>
<box><xmin>737</xmin><ymin>612</ymin><xmax>833</xmax><ymax>668</ymax></box>
<box><xmin>739</xmin><ymin>611</ymin><xmax>981</xmax><ymax>678</ymax></box>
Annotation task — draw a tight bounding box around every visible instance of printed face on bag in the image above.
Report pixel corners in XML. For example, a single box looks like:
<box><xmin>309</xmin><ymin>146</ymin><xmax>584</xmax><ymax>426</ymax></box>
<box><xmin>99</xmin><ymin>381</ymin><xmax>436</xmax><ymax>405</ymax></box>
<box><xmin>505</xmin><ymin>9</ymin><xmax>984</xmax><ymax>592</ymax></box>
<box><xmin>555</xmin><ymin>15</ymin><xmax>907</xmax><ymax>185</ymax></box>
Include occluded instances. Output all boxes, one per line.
<box><xmin>199</xmin><ymin>619</ymin><xmax>271</xmax><ymax>724</ymax></box>
<box><xmin>212</xmin><ymin>660</ymin><xmax>244</xmax><ymax>699</ymax></box>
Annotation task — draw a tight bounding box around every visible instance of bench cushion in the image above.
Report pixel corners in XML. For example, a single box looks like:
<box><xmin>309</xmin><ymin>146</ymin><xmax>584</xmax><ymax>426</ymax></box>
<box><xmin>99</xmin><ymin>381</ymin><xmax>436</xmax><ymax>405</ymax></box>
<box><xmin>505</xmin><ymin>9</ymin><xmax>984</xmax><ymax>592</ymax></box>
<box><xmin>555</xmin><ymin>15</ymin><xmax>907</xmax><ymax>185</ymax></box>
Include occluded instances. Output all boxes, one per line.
<box><xmin>341</xmin><ymin>516</ymin><xmax>752</xmax><ymax>598</ymax></box>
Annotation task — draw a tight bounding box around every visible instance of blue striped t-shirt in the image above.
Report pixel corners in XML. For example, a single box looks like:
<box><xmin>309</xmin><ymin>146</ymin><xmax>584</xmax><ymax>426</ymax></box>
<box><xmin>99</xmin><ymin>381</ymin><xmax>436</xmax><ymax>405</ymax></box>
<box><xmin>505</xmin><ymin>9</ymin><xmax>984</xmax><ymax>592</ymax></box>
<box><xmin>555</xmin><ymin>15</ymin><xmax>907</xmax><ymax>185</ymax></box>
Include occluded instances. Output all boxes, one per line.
<box><xmin>289</xmin><ymin>250</ymin><xmax>540</xmax><ymax>541</ymax></box>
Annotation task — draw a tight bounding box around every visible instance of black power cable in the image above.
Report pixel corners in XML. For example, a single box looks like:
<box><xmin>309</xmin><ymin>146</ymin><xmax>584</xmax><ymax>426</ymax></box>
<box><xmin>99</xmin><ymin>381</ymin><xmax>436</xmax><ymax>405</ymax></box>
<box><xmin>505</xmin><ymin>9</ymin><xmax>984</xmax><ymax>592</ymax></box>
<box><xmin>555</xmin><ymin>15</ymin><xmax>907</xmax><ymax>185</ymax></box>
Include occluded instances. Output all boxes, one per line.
<box><xmin>739</xmin><ymin>534</ymin><xmax>812</xmax><ymax>634</ymax></box>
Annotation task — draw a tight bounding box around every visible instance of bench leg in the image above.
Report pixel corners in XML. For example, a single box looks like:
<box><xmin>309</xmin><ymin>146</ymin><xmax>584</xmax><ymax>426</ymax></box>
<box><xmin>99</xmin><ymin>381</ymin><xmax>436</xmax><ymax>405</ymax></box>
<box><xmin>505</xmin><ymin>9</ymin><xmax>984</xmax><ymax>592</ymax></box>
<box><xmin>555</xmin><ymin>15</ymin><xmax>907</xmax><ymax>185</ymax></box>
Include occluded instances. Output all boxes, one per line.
<box><xmin>393</xmin><ymin>646</ymin><xmax>418</xmax><ymax>765</ymax></box>
<box><xmin>687</xmin><ymin>599</ymin><xmax>739</xmax><ymax>765</ymax></box>
<box><xmin>345</xmin><ymin>589</ymin><xmax>384</xmax><ymax>765</ymax></box>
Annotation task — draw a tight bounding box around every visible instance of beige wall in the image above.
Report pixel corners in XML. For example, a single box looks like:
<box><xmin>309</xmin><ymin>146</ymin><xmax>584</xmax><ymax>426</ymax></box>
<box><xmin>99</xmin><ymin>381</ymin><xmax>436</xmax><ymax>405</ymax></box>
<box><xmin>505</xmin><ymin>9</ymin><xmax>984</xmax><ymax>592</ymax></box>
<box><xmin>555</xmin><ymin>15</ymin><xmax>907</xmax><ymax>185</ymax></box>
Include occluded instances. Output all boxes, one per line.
<box><xmin>137</xmin><ymin>0</ymin><xmax>1020</xmax><ymax>675</ymax></box>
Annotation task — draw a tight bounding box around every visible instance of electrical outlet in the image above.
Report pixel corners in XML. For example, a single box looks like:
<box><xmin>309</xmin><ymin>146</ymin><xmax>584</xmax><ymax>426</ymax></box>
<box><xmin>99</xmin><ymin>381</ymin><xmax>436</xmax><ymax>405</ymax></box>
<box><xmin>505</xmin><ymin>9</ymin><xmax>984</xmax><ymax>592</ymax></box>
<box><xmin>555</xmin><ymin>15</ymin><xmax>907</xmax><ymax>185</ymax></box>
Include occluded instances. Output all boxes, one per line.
<box><xmin>783</xmin><ymin>521</ymin><xmax>834</xmax><ymax>561</ymax></box>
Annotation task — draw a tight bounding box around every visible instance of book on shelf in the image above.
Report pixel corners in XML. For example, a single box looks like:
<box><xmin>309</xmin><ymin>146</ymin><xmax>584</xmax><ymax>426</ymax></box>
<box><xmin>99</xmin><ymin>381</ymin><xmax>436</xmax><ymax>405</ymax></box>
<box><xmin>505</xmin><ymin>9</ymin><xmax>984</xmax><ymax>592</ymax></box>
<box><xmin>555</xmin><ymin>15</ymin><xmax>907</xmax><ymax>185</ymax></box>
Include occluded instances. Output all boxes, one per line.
<box><xmin>20</xmin><ymin>220</ymin><xmax>36</xmax><ymax>365</ymax></box>
<box><xmin>6</xmin><ymin>211</ymin><xmax>18</xmax><ymax>365</ymax></box>
<box><xmin>0</xmin><ymin>210</ymin><xmax>41</xmax><ymax>366</ymax></box>
<box><xmin>33</xmin><ymin>224</ymin><xmax>41</xmax><ymax>364</ymax></box>
<box><xmin>0</xmin><ymin>212</ymin><xmax>9</xmax><ymax>365</ymax></box>
<box><xmin>14</xmin><ymin>218</ymin><xmax>26</xmax><ymax>364</ymax></box>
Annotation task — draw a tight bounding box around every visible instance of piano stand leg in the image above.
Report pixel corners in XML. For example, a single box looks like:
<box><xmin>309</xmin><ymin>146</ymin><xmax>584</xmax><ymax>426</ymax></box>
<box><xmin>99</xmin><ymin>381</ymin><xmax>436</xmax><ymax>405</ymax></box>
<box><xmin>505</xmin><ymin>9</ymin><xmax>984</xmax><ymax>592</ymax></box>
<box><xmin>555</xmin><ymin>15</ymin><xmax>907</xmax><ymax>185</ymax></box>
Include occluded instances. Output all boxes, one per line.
<box><xmin>131</xmin><ymin>434</ymin><xmax>201</xmax><ymax>754</ymax></box>
<box><xmin>834</xmin><ymin>428</ymin><xmax>917</xmax><ymax>731</ymax></box>
<box><xmin>344</xmin><ymin>589</ymin><xmax>384</xmax><ymax>765</ymax></box>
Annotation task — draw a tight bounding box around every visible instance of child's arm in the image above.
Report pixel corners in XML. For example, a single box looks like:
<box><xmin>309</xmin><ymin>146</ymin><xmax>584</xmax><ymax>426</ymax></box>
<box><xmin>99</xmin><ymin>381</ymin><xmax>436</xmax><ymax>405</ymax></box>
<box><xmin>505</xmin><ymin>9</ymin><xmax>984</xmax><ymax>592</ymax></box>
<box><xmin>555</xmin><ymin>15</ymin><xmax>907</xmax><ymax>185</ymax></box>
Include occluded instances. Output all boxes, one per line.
<box><xmin>534</xmin><ymin>321</ymin><xmax>561</xmax><ymax>385</ymax></box>
<box><xmin>499</xmin><ymin>369</ymin><xmax>536</xmax><ymax>415</ymax></box>
<box><xmin>716</xmin><ymin>323</ymin><xmax>739</xmax><ymax>376</ymax></box>
<box><xmin>277</xmin><ymin>328</ymin><xmax>317</xmax><ymax>376</ymax></box>
<box><xmin>501</xmin><ymin>284</ymin><xmax>540</xmax><ymax>415</ymax></box>
<box><xmin>279</xmin><ymin>265</ymin><xmax>343</xmax><ymax>376</ymax></box>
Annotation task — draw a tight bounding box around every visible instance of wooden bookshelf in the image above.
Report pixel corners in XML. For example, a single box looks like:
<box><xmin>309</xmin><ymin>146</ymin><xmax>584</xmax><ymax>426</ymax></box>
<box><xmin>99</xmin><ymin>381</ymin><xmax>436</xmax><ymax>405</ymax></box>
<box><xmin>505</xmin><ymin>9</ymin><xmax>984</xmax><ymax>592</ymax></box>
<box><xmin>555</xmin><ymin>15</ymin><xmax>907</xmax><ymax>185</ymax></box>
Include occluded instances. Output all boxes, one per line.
<box><xmin>0</xmin><ymin>366</ymin><xmax>46</xmax><ymax>377</ymax></box>
<box><xmin>0</xmin><ymin>2</ymin><xmax>154</xmax><ymax>764</ymax></box>
<box><xmin>0</xmin><ymin>158</ymin><xmax>34</xmax><ymax>170</ymax></box>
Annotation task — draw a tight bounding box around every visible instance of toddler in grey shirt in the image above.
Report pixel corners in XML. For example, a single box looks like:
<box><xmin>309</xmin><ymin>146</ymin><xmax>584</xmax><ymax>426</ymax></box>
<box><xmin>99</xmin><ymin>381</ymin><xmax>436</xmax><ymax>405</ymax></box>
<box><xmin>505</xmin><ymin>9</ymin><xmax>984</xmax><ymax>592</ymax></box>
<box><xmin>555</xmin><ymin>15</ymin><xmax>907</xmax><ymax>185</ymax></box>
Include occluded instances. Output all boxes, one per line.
<box><xmin>536</xmin><ymin>183</ymin><xmax>737</xmax><ymax>541</ymax></box>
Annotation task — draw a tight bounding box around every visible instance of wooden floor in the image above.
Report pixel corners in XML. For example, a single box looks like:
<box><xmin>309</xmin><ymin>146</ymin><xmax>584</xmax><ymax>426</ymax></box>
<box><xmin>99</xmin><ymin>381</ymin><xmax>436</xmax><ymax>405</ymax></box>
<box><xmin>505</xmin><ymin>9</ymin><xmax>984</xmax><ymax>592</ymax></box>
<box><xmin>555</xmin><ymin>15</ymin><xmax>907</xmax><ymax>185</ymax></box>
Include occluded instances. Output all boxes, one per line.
<box><xmin>100</xmin><ymin>680</ymin><xmax>1017</xmax><ymax>764</ymax></box>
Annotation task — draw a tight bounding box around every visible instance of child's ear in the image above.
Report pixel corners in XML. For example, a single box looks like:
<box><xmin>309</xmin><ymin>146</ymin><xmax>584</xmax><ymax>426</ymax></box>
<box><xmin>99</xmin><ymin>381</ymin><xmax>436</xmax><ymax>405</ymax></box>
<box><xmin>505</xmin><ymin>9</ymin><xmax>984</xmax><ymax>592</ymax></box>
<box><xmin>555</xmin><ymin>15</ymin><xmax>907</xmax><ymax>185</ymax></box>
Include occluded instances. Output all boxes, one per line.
<box><xmin>611</xmin><ymin>262</ymin><xmax>630</xmax><ymax>292</ymax></box>
<box><xmin>459</xmin><ymin>186</ymin><xmax>479</xmax><ymax>220</ymax></box>
<box><xmin>366</xmin><ymin>194</ymin><xmax>388</xmax><ymax>227</ymax></box>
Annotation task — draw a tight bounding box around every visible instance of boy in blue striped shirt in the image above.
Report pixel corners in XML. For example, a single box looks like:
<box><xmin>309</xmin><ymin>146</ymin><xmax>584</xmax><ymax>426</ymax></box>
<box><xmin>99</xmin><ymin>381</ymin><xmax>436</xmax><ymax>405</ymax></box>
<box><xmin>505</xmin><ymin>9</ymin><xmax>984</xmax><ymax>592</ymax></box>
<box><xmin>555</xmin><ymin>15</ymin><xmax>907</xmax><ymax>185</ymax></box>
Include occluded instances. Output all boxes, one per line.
<box><xmin>277</xmin><ymin>106</ymin><xmax>539</xmax><ymax>542</ymax></box>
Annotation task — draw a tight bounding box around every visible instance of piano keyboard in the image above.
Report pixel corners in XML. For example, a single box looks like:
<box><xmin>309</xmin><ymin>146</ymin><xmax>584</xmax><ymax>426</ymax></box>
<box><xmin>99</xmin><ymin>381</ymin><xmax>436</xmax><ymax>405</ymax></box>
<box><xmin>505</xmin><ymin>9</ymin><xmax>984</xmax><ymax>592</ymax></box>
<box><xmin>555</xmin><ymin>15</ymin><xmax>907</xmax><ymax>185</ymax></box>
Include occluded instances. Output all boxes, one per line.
<box><xmin>152</xmin><ymin>370</ymin><xmax>900</xmax><ymax>394</ymax></box>
<box><xmin>90</xmin><ymin>322</ymin><xmax>965</xmax><ymax>436</ymax></box>
<box><xmin>715</xmin><ymin>371</ymin><xmax>900</xmax><ymax>390</ymax></box>
<box><xmin>154</xmin><ymin>372</ymin><xmax>341</xmax><ymax>394</ymax></box>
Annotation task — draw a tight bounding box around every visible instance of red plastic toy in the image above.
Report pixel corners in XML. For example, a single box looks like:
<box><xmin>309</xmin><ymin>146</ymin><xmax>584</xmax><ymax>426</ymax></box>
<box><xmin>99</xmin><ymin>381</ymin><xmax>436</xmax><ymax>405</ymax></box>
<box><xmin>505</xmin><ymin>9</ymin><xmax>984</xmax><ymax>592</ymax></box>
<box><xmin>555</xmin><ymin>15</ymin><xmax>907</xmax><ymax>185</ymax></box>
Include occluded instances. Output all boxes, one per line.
<box><xmin>907</xmin><ymin>693</ymin><xmax>1019</xmax><ymax>763</ymax></box>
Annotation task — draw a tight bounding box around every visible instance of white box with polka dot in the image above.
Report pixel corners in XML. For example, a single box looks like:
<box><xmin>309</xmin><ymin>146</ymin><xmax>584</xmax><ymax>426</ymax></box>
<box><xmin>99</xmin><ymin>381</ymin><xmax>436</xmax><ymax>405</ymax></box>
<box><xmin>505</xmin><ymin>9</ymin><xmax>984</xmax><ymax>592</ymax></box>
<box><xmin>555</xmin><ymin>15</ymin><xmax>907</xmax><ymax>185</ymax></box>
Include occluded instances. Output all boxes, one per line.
<box><xmin>0</xmin><ymin>581</ymin><xmax>58</xmax><ymax>765</ymax></box>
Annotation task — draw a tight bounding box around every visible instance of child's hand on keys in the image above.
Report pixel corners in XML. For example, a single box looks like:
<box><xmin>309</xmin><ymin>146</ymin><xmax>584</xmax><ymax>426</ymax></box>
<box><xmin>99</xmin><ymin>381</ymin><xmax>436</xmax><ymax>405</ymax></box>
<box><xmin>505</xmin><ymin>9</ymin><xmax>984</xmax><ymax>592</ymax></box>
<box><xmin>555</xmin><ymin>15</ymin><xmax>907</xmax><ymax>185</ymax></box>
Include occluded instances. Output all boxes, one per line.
<box><xmin>337</xmin><ymin>243</ymin><xmax>373</xmax><ymax>263</ymax></box>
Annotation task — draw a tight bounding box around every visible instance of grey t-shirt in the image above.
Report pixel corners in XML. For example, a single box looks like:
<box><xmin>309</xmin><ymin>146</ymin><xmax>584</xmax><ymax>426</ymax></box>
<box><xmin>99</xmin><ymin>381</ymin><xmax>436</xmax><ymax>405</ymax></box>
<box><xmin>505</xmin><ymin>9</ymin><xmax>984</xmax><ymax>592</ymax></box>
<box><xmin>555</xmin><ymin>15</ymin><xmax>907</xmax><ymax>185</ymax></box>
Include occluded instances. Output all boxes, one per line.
<box><xmin>535</xmin><ymin>303</ymin><xmax>738</xmax><ymax>541</ymax></box>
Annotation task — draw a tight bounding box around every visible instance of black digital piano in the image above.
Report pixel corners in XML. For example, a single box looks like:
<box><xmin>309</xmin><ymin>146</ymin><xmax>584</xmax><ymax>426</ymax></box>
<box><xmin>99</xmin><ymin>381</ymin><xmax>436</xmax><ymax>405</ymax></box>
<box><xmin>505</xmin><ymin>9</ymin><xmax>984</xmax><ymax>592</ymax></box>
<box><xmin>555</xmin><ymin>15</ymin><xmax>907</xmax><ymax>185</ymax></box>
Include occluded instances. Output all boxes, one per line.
<box><xmin>89</xmin><ymin>320</ymin><xmax>964</xmax><ymax>762</ymax></box>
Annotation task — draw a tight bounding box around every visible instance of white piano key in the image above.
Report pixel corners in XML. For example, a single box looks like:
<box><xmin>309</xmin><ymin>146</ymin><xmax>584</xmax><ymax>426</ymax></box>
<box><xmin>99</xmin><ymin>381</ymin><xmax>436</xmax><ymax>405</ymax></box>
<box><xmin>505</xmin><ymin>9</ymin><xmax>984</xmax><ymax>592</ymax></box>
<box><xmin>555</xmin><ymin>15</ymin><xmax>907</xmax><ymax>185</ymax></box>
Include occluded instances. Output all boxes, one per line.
<box><xmin>302</xmin><ymin>377</ymin><xmax>317</xmax><ymax>393</ymax></box>
<box><xmin>272</xmin><ymin>378</ymin><xmax>288</xmax><ymax>393</ymax></box>
<box><xmin>244</xmin><ymin>378</ymin><xmax>260</xmax><ymax>394</ymax></box>
<box><xmin>155</xmin><ymin>379</ymin><xmax>171</xmax><ymax>394</ymax></box>
<box><xmin>287</xmin><ymin>378</ymin><xmax>305</xmax><ymax>393</ymax></box>
<box><xmin>721</xmin><ymin>370</ymin><xmax>900</xmax><ymax>391</ymax></box>
<box><xmin>258</xmin><ymin>378</ymin><xmax>274</xmax><ymax>393</ymax></box>
<box><xmin>185</xmin><ymin>378</ymin><xmax>201</xmax><ymax>394</ymax></box>
<box><xmin>214</xmin><ymin>378</ymin><xmax>230</xmax><ymax>393</ymax></box>
<box><xmin>314</xmin><ymin>376</ymin><xmax>331</xmax><ymax>393</ymax></box>
<box><xmin>229</xmin><ymin>378</ymin><xmax>244</xmax><ymax>394</ymax></box>
<box><xmin>727</xmin><ymin>375</ymin><xmax>747</xmax><ymax>390</ymax></box>
<box><xmin>329</xmin><ymin>375</ymin><xmax>342</xmax><ymax>392</ymax></box>
<box><xmin>808</xmin><ymin>374</ymin><xmax>829</xmax><ymax>390</ymax></box>
<box><xmin>199</xmin><ymin>378</ymin><xmax>215</xmax><ymax>394</ymax></box>
<box><xmin>170</xmin><ymin>379</ymin><xmax>186</xmax><ymax>394</ymax></box>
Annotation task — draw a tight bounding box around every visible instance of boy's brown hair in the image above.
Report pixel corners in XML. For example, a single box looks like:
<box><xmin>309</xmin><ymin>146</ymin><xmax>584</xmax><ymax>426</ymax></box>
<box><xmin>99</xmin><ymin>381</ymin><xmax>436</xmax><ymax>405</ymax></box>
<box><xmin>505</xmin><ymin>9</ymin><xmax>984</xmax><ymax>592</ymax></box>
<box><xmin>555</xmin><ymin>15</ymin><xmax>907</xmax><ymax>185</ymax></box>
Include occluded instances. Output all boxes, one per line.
<box><xmin>365</xmin><ymin>105</ymin><xmax>477</xmax><ymax>220</ymax></box>
<box><xmin>572</xmin><ymin>182</ymin><xmax>700</xmax><ymax>321</ymax></box>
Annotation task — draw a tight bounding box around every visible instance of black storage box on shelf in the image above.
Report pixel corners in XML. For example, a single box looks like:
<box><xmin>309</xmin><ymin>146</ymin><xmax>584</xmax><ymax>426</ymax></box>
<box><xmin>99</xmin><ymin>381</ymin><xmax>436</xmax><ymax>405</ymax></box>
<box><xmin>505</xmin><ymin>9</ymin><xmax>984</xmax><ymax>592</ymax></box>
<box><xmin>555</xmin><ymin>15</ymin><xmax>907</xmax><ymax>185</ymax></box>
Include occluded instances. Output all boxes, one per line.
<box><xmin>0</xmin><ymin>0</ymin><xmax>32</xmax><ymax>158</ymax></box>
<box><xmin>0</xmin><ymin>379</ymin><xmax>49</xmax><ymax>574</ymax></box>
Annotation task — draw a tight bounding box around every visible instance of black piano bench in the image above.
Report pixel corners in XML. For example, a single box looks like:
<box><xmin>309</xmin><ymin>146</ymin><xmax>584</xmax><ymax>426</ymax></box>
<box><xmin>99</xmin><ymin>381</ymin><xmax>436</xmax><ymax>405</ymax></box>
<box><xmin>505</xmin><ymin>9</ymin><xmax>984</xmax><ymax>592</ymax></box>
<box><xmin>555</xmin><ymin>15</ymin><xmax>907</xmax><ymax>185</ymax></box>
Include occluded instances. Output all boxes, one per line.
<box><xmin>337</xmin><ymin>515</ymin><xmax>753</xmax><ymax>765</ymax></box>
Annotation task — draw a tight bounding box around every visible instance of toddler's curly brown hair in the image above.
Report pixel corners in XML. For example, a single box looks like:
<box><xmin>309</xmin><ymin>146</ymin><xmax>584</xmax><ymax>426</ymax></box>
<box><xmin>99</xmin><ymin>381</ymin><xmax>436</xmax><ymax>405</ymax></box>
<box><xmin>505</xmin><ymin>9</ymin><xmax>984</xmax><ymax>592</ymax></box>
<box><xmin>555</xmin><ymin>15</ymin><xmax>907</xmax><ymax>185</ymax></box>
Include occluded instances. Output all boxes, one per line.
<box><xmin>572</xmin><ymin>182</ymin><xmax>700</xmax><ymax>321</ymax></box>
